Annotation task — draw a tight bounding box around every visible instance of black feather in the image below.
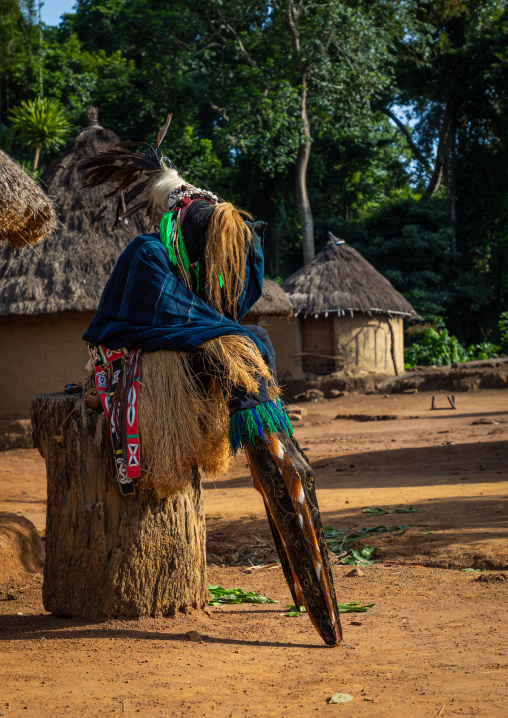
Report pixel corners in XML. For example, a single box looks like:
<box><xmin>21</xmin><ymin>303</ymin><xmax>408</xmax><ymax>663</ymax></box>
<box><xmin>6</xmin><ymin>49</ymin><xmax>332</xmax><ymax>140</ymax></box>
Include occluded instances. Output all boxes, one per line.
<box><xmin>102</xmin><ymin>173</ymin><xmax>139</xmax><ymax>199</ymax></box>
<box><xmin>119</xmin><ymin>200</ymin><xmax>148</xmax><ymax>221</ymax></box>
<box><xmin>124</xmin><ymin>179</ymin><xmax>150</xmax><ymax>205</ymax></box>
<box><xmin>72</xmin><ymin>114</ymin><xmax>175</xmax><ymax>231</ymax></box>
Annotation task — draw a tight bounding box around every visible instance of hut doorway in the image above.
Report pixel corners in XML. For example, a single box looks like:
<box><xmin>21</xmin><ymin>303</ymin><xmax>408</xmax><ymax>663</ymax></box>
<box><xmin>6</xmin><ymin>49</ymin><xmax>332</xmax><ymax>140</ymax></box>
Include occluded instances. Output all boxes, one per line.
<box><xmin>300</xmin><ymin>316</ymin><xmax>335</xmax><ymax>374</ymax></box>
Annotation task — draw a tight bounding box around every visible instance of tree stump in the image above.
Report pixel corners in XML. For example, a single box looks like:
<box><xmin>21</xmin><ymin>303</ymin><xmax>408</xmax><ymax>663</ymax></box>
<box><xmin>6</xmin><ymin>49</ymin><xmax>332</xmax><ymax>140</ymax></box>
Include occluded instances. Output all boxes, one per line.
<box><xmin>31</xmin><ymin>393</ymin><xmax>207</xmax><ymax>619</ymax></box>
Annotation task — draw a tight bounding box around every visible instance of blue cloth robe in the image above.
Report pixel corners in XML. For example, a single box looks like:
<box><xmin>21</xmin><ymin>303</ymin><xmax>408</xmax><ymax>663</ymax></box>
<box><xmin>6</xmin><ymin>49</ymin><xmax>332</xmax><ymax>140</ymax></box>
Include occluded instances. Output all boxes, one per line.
<box><xmin>83</xmin><ymin>221</ymin><xmax>272</xmax><ymax>363</ymax></box>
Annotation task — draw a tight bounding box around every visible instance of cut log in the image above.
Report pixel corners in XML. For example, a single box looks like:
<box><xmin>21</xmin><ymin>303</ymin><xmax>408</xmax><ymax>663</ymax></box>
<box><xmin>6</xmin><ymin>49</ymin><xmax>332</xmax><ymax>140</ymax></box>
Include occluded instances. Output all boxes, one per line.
<box><xmin>31</xmin><ymin>393</ymin><xmax>207</xmax><ymax>619</ymax></box>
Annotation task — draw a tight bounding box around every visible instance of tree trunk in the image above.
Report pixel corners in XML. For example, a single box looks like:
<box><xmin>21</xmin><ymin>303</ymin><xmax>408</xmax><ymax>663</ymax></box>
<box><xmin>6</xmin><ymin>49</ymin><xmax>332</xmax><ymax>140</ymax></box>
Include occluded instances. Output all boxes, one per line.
<box><xmin>296</xmin><ymin>75</ymin><xmax>315</xmax><ymax>265</ymax></box>
<box><xmin>31</xmin><ymin>393</ymin><xmax>207</xmax><ymax>619</ymax></box>
<box><xmin>32</xmin><ymin>144</ymin><xmax>40</xmax><ymax>171</ymax></box>
<box><xmin>424</xmin><ymin>95</ymin><xmax>456</xmax><ymax>200</ymax></box>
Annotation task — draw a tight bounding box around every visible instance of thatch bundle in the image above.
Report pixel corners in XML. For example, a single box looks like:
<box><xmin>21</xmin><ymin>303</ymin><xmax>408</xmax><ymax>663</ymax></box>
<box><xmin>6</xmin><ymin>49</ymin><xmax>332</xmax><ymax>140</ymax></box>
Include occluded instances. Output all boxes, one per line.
<box><xmin>0</xmin><ymin>108</ymin><xmax>150</xmax><ymax>317</ymax></box>
<box><xmin>0</xmin><ymin>149</ymin><xmax>57</xmax><ymax>249</ymax></box>
<box><xmin>282</xmin><ymin>234</ymin><xmax>420</xmax><ymax>319</ymax></box>
<box><xmin>247</xmin><ymin>279</ymin><xmax>293</xmax><ymax>317</ymax></box>
<box><xmin>138</xmin><ymin>335</ymin><xmax>279</xmax><ymax>497</ymax></box>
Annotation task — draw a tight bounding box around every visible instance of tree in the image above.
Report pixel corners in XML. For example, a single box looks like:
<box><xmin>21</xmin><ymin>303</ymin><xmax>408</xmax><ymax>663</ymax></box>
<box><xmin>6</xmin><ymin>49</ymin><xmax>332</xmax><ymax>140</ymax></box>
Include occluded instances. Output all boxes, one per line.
<box><xmin>181</xmin><ymin>0</ymin><xmax>396</xmax><ymax>263</ymax></box>
<box><xmin>0</xmin><ymin>0</ymin><xmax>37</xmax><ymax>123</ymax></box>
<box><xmin>9</xmin><ymin>96</ymin><xmax>72</xmax><ymax>169</ymax></box>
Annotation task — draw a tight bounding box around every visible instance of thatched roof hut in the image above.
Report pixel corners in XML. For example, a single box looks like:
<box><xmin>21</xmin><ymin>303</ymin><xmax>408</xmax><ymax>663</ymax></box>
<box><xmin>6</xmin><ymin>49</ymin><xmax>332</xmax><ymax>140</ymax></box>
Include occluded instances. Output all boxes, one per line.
<box><xmin>0</xmin><ymin>108</ymin><xmax>151</xmax><ymax>419</ymax></box>
<box><xmin>0</xmin><ymin>149</ymin><xmax>57</xmax><ymax>249</ymax></box>
<box><xmin>282</xmin><ymin>235</ymin><xmax>419</xmax><ymax>320</ymax></box>
<box><xmin>0</xmin><ymin>107</ymin><xmax>149</xmax><ymax>317</ymax></box>
<box><xmin>247</xmin><ymin>279</ymin><xmax>293</xmax><ymax>318</ymax></box>
<box><xmin>280</xmin><ymin>235</ymin><xmax>419</xmax><ymax>377</ymax></box>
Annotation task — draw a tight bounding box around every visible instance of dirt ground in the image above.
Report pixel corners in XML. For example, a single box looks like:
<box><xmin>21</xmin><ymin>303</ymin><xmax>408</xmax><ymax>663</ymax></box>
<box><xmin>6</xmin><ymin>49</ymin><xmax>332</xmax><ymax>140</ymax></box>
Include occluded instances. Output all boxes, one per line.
<box><xmin>1</xmin><ymin>389</ymin><xmax>507</xmax><ymax>717</ymax></box>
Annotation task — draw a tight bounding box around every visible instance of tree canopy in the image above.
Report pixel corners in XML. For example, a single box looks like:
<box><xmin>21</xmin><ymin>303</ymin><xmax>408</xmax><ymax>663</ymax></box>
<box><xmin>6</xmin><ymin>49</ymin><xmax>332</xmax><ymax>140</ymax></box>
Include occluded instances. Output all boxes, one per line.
<box><xmin>2</xmin><ymin>0</ymin><xmax>508</xmax><ymax>345</ymax></box>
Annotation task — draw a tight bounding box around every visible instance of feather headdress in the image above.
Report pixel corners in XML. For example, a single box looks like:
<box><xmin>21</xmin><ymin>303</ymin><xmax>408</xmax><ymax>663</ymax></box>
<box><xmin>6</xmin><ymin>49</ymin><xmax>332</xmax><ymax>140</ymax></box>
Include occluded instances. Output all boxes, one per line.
<box><xmin>70</xmin><ymin>112</ymin><xmax>250</xmax><ymax>318</ymax></box>
<box><xmin>66</xmin><ymin>114</ymin><xmax>177</xmax><ymax>232</ymax></box>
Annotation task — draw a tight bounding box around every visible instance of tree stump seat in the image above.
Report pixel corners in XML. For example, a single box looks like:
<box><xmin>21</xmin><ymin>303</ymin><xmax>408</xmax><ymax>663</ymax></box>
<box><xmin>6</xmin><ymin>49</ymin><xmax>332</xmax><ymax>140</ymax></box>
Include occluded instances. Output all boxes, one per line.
<box><xmin>31</xmin><ymin>393</ymin><xmax>207</xmax><ymax>619</ymax></box>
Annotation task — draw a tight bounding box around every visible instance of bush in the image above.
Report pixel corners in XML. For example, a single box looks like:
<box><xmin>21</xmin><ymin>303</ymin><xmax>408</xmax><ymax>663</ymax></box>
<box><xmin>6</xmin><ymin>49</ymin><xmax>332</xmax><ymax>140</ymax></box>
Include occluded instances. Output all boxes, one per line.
<box><xmin>404</xmin><ymin>327</ymin><xmax>500</xmax><ymax>369</ymax></box>
<box><xmin>498</xmin><ymin>311</ymin><xmax>508</xmax><ymax>354</ymax></box>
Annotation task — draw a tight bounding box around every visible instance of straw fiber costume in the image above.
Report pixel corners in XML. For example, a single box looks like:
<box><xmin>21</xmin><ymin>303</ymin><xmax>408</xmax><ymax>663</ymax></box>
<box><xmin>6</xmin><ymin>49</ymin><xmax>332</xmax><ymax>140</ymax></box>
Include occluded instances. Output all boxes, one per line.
<box><xmin>75</xmin><ymin>115</ymin><xmax>342</xmax><ymax>646</ymax></box>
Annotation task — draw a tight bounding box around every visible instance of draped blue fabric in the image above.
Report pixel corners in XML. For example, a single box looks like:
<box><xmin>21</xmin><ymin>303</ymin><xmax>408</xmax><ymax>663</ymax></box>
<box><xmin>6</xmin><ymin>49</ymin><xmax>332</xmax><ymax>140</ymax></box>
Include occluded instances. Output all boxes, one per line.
<box><xmin>83</xmin><ymin>222</ymin><xmax>272</xmax><ymax>363</ymax></box>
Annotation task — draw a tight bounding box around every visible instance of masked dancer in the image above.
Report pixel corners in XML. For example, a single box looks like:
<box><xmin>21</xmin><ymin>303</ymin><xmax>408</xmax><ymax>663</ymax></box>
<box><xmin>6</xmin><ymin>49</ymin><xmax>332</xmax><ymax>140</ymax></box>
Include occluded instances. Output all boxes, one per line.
<box><xmin>75</xmin><ymin>115</ymin><xmax>342</xmax><ymax>646</ymax></box>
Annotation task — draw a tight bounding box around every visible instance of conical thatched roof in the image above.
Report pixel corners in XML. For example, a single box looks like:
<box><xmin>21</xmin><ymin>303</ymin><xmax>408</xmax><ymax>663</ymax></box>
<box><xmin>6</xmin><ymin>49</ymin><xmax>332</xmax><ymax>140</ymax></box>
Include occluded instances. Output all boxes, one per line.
<box><xmin>0</xmin><ymin>149</ymin><xmax>57</xmax><ymax>248</ymax></box>
<box><xmin>248</xmin><ymin>279</ymin><xmax>293</xmax><ymax>317</ymax></box>
<box><xmin>282</xmin><ymin>234</ymin><xmax>420</xmax><ymax>319</ymax></box>
<box><xmin>0</xmin><ymin>108</ymin><xmax>150</xmax><ymax>316</ymax></box>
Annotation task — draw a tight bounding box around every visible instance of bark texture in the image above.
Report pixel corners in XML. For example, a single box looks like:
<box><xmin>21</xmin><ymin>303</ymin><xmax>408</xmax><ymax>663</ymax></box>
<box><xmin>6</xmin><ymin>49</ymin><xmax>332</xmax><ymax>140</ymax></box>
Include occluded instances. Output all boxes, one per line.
<box><xmin>296</xmin><ymin>76</ymin><xmax>315</xmax><ymax>266</ymax></box>
<box><xmin>31</xmin><ymin>392</ymin><xmax>207</xmax><ymax>619</ymax></box>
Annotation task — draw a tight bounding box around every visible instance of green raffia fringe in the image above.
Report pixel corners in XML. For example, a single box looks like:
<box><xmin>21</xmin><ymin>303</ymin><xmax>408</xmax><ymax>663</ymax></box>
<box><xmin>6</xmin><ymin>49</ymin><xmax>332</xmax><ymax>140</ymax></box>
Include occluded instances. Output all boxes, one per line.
<box><xmin>229</xmin><ymin>398</ymin><xmax>293</xmax><ymax>453</ymax></box>
<box><xmin>159</xmin><ymin>211</ymin><xmax>192</xmax><ymax>289</ymax></box>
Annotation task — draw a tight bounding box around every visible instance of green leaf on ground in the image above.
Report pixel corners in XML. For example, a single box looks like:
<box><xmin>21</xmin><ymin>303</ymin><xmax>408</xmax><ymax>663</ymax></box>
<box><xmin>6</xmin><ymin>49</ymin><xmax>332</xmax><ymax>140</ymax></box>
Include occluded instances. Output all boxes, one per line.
<box><xmin>286</xmin><ymin>602</ymin><xmax>374</xmax><ymax>616</ymax></box>
<box><xmin>208</xmin><ymin>585</ymin><xmax>277</xmax><ymax>606</ymax></box>
<box><xmin>420</xmin><ymin>531</ymin><xmax>434</xmax><ymax>534</ymax></box>
<box><xmin>339</xmin><ymin>545</ymin><xmax>378</xmax><ymax>566</ymax></box>
<box><xmin>460</xmin><ymin>568</ymin><xmax>486</xmax><ymax>573</ymax></box>
<box><xmin>285</xmin><ymin>604</ymin><xmax>307</xmax><ymax>617</ymax></box>
<box><xmin>323</xmin><ymin>523</ymin><xmax>423</xmax><ymax>566</ymax></box>
<box><xmin>338</xmin><ymin>602</ymin><xmax>375</xmax><ymax>613</ymax></box>
<box><xmin>363</xmin><ymin>506</ymin><xmax>420</xmax><ymax>515</ymax></box>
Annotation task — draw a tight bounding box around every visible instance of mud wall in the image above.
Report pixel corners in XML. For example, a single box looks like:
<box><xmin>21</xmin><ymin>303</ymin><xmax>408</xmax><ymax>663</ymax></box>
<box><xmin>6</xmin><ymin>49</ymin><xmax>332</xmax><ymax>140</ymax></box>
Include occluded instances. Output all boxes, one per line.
<box><xmin>332</xmin><ymin>314</ymin><xmax>404</xmax><ymax>375</ymax></box>
<box><xmin>241</xmin><ymin>313</ymin><xmax>303</xmax><ymax>379</ymax></box>
<box><xmin>258</xmin><ymin>315</ymin><xmax>302</xmax><ymax>379</ymax></box>
<box><xmin>0</xmin><ymin>312</ymin><xmax>94</xmax><ymax>419</ymax></box>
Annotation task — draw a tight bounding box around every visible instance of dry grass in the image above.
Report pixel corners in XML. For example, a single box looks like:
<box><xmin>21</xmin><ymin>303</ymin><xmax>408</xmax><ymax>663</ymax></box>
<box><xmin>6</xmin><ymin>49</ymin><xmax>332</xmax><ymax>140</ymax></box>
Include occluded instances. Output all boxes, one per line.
<box><xmin>137</xmin><ymin>335</ymin><xmax>279</xmax><ymax>498</ymax></box>
<box><xmin>0</xmin><ymin>150</ymin><xmax>57</xmax><ymax>249</ymax></box>
<box><xmin>138</xmin><ymin>350</ymin><xmax>230</xmax><ymax>497</ymax></box>
<box><xmin>204</xmin><ymin>202</ymin><xmax>252</xmax><ymax>319</ymax></box>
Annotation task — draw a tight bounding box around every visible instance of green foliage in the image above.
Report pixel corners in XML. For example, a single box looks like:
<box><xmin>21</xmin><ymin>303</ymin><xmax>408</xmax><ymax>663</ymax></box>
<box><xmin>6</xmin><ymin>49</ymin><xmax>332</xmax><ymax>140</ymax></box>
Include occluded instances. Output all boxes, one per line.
<box><xmin>326</xmin><ymin>195</ymin><xmax>494</xmax><ymax>339</ymax></box>
<box><xmin>498</xmin><ymin>312</ymin><xmax>508</xmax><ymax>354</ymax></box>
<box><xmin>404</xmin><ymin>326</ymin><xmax>500</xmax><ymax>369</ymax></box>
<box><xmin>323</xmin><ymin>523</ymin><xmax>415</xmax><ymax>566</ymax></box>
<box><xmin>405</xmin><ymin>327</ymin><xmax>469</xmax><ymax>367</ymax></box>
<box><xmin>286</xmin><ymin>602</ymin><xmax>375</xmax><ymax>617</ymax></box>
<box><xmin>339</xmin><ymin>545</ymin><xmax>378</xmax><ymax>567</ymax></box>
<box><xmin>8</xmin><ymin>96</ymin><xmax>72</xmax><ymax>168</ymax></box>
<box><xmin>207</xmin><ymin>584</ymin><xmax>277</xmax><ymax>606</ymax></box>
<box><xmin>285</xmin><ymin>605</ymin><xmax>307</xmax><ymax>617</ymax></box>
<box><xmin>2</xmin><ymin>0</ymin><xmax>508</xmax><ymax>346</ymax></box>
<box><xmin>363</xmin><ymin>506</ymin><xmax>420</xmax><ymax>515</ymax></box>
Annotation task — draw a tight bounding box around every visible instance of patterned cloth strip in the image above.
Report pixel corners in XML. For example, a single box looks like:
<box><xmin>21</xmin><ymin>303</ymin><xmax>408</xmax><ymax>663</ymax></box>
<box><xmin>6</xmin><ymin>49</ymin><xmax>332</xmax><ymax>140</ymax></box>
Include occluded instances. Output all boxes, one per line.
<box><xmin>89</xmin><ymin>345</ymin><xmax>142</xmax><ymax>496</ymax></box>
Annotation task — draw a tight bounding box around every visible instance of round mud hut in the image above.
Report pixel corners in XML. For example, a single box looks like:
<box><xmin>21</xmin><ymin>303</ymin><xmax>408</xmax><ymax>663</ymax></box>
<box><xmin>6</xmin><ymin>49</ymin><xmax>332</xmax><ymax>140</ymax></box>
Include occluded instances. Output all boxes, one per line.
<box><xmin>281</xmin><ymin>235</ymin><xmax>420</xmax><ymax>378</ymax></box>
<box><xmin>0</xmin><ymin>108</ymin><xmax>150</xmax><ymax>419</ymax></box>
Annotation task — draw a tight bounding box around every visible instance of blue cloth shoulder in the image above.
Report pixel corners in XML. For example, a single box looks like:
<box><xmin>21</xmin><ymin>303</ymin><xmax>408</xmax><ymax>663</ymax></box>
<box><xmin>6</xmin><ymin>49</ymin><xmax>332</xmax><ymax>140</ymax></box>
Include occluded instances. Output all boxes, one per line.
<box><xmin>83</xmin><ymin>227</ymin><xmax>272</xmax><ymax>363</ymax></box>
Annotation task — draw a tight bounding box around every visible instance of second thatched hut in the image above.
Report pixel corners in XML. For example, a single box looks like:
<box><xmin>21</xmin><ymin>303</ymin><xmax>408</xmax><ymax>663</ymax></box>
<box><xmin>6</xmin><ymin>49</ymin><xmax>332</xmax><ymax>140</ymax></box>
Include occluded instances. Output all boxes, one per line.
<box><xmin>240</xmin><ymin>279</ymin><xmax>296</xmax><ymax>372</ymax></box>
<box><xmin>281</xmin><ymin>235</ymin><xmax>420</xmax><ymax>378</ymax></box>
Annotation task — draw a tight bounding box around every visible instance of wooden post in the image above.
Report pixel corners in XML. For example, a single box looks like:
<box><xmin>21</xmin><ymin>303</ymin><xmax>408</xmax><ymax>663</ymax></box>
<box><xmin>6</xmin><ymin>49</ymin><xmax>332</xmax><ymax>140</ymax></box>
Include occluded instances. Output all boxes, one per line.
<box><xmin>31</xmin><ymin>393</ymin><xmax>207</xmax><ymax>619</ymax></box>
<box><xmin>387</xmin><ymin>316</ymin><xmax>399</xmax><ymax>376</ymax></box>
